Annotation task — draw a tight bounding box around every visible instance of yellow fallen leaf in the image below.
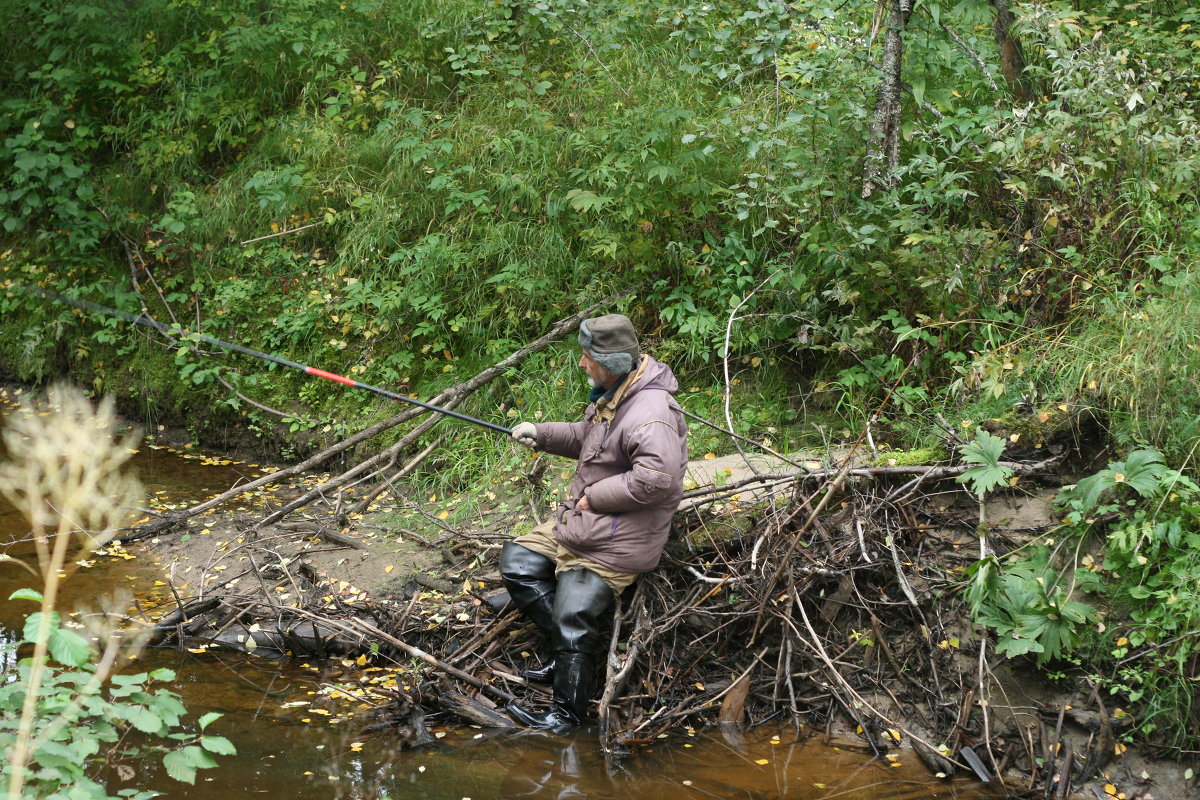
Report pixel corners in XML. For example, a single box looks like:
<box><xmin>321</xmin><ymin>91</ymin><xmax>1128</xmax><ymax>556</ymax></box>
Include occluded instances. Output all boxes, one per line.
<box><xmin>1104</xmin><ymin>784</ymin><xmax>1118</xmax><ymax>797</ymax></box>
<box><xmin>385</xmin><ymin>565</ymin><xmax>394</xmax><ymax>573</ymax></box>
<box><xmin>438</xmin><ymin>510</ymin><xmax>449</xmax><ymax>520</ymax></box>
<box><xmin>704</xmin><ymin>452</ymin><xmax>716</xmax><ymax>459</ymax></box>
<box><xmin>755</xmin><ymin>759</ymin><xmax>769</xmax><ymax>765</ymax></box>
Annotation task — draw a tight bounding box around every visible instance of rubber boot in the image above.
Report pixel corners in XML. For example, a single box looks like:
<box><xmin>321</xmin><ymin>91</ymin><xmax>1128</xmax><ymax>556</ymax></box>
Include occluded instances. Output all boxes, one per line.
<box><xmin>500</xmin><ymin>542</ymin><xmax>558</xmax><ymax>681</ymax></box>
<box><xmin>522</xmin><ymin>659</ymin><xmax>556</xmax><ymax>684</ymax></box>
<box><xmin>499</xmin><ymin>541</ymin><xmax>556</xmax><ymax>634</ymax></box>
<box><xmin>508</xmin><ymin>567</ymin><xmax>613</xmax><ymax>731</ymax></box>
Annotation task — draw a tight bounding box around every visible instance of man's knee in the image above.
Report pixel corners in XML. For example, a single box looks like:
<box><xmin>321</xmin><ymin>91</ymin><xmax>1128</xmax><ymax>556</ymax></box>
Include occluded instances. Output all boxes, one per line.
<box><xmin>500</xmin><ymin>541</ymin><xmax>555</xmax><ymax>581</ymax></box>
<box><xmin>552</xmin><ymin>568</ymin><xmax>615</xmax><ymax>619</ymax></box>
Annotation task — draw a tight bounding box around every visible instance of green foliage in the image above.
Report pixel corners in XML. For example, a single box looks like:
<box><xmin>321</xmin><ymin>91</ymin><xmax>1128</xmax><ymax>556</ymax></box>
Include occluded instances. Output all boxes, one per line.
<box><xmin>1040</xmin><ymin>268</ymin><xmax>1200</xmax><ymax>465</ymax></box>
<box><xmin>966</xmin><ymin>550</ymin><xmax>1097</xmax><ymax>663</ymax></box>
<box><xmin>0</xmin><ymin>606</ymin><xmax>233</xmax><ymax>797</ymax></box>
<box><xmin>969</xmin><ymin>446</ymin><xmax>1200</xmax><ymax>748</ymax></box>
<box><xmin>0</xmin><ymin>0</ymin><xmax>1192</xmax><ymax>442</ymax></box>
<box><xmin>1057</xmin><ymin>448</ymin><xmax>1200</xmax><ymax>745</ymax></box>
<box><xmin>957</xmin><ymin>430</ymin><xmax>1016</xmax><ymax>497</ymax></box>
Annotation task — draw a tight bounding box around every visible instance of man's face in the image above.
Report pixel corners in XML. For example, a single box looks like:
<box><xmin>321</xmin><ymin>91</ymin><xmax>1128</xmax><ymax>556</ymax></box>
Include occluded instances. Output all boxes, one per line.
<box><xmin>579</xmin><ymin>351</ymin><xmax>615</xmax><ymax>389</ymax></box>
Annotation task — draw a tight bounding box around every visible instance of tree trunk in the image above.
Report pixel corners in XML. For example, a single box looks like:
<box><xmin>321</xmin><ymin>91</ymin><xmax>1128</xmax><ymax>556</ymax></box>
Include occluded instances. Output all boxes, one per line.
<box><xmin>990</xmin><ymin>0</ymin><xmax>1030</xmax><ymax>102</ymax></box>
<box><xmin>862</xmin><ymin>0</ymin><xmax>912</xmax><ymax>198</ymax></box>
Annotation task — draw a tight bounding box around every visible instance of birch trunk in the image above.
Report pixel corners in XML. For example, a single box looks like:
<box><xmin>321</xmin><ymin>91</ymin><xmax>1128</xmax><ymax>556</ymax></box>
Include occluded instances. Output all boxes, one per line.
<box><xmin>862</xmin><ymin>0</ymin><xmax>912</xmax><ymax>198</ymax></box>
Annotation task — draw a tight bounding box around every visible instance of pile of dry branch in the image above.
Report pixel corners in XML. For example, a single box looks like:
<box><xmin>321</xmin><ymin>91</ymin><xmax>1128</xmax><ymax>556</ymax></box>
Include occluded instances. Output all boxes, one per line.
<box><xmin>132</xmin><ymin>309</ymin><xmax>1114</xmax><ymax>798</ymax></box>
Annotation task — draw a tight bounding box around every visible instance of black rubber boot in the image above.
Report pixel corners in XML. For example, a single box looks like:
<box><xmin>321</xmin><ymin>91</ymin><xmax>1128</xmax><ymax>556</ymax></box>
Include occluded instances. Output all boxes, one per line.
<box><xmin>499</xmin><ymin>541</ymin><xmax>557</xmax><ymax>635</ymax></box>
<box><xmin>508</xmin><ymin>568</ymin><xmax>613</xmax><ymax>731</ymax></box>
<box><xmin>522</xmin><ymin>659</ymin><xmax>555</xmax><ymax>684</ymax></box>
<box><xmin>508</xmin><ymin>653</ymin><xmax>594</xmax><ymax>733</ymax></box>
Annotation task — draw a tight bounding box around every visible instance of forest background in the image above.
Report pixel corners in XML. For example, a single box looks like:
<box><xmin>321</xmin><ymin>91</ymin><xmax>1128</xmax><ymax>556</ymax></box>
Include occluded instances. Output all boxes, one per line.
<box><xmin>1</xmin><ymin>0</ymin><xmax>1199</xmax><ymax>757</ymax></box>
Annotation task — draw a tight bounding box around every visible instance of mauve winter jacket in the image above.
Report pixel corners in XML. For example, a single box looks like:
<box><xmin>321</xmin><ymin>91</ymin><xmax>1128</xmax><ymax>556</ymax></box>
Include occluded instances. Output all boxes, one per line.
<box><xmin>535</xmin><ymin>355</ymin><xmax>688</xmax><ymax>573</ymax></box>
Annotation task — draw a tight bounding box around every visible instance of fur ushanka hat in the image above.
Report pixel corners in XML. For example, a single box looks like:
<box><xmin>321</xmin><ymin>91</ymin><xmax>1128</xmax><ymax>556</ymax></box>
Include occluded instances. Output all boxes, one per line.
<box><xmin>578</xmin><ymin>314</ymin><xmax>640</xmax><ymax>375</ymax></box>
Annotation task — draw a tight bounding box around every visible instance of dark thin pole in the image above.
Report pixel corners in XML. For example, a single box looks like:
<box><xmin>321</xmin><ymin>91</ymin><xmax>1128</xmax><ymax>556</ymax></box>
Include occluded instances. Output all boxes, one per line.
<box><xmin>20</xmin><ymin>286</ymin><xmax>513</xmax><ymax>436</ymax></box>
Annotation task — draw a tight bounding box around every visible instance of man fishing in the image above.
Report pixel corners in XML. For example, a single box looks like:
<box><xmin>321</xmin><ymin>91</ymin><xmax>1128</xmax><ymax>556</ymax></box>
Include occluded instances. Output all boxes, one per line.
<box><xmin>502</xmin><ymin>313</ymin><xmax>688</xmax><ymax>731</ymax></box>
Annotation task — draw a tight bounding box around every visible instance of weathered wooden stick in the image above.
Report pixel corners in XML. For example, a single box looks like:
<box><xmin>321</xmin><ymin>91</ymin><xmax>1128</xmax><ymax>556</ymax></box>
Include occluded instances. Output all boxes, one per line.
<box><xmin>124</xmin><ymin>300</ymin><xmax>612</xmax><ymax>540</ymax></box>
<box><xmin>350</xmin><ymin>432</ymin><xmax>449</xmax><ymax>514</ymax></box>
<box><xmin>344</xmin><ymin>618</ymin><xmax>517</xmax><ymax>705</ymax></box>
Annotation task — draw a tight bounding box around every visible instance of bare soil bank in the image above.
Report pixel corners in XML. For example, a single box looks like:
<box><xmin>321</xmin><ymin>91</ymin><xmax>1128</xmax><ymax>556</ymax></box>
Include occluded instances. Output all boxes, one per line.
<box><xmin>134</xmin><ymin>446</ymin><xmax>1198</xmax><ymax>800</ymax></box>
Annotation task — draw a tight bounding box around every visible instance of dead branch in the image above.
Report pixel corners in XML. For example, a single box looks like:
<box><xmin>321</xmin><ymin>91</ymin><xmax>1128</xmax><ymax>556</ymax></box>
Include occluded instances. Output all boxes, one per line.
<box><xmin>124</xmin><ymin>300</ymin><xmax>613</xmax><ymax>540</ymax></box>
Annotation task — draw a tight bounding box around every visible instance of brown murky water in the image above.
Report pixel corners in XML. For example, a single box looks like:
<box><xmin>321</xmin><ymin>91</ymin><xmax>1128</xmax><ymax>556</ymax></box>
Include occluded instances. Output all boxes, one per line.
<box><xmin>0</xmin><ymin>405</ymin><xmax>1002</xmax><ymax>799</ymax></box>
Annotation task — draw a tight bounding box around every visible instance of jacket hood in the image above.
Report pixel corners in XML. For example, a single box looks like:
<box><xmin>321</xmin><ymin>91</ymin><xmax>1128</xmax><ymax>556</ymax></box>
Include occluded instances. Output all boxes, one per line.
<box><xmin>630</xmin><ymin>355</ymin><xmax>678</xmax><ymax>396</ymax></box>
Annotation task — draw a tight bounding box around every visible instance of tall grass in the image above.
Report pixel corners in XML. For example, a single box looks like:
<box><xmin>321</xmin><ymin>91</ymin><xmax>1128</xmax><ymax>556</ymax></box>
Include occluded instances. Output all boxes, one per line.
<box><xmin>1046</xmin><ymin>268</ymin><xmax>1200</xmax><ymax>466</ymax></box>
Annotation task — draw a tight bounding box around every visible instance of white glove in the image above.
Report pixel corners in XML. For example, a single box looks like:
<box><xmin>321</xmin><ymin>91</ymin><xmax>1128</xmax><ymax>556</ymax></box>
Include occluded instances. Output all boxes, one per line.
<box><xmin>511</xmin><ymin>421</ymin><xmax>538</xmax><ymax>449</ymax></box>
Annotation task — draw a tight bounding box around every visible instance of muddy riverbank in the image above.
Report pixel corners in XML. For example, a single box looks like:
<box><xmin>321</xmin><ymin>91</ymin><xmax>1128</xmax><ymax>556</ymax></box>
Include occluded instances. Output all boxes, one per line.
<box><xmin>0</xmin><ymin>411</ymin><xmax>992</xmax><ymax>799</ymax></box>
<box><xmin>132</xmin><ymin>454</ymin><xmax>1192</xmax><ymax>800</ymax></box>
<box><xmin>1</xmin><ymin>384</ymin><xmax>1196</xmax><ymax>799</ymax></box>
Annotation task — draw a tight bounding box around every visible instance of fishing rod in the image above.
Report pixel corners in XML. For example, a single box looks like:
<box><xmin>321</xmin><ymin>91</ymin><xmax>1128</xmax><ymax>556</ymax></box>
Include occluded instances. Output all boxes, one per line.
<box><xmin>19</xmin><ymin>286</ymin><xmax>514</xmax><ymax>436</ymax></box>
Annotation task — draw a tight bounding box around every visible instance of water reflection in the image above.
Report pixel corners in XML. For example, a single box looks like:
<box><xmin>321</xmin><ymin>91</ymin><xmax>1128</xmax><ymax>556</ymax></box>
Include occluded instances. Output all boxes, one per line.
<box><xmin>110</xmin><ymin>644</ymin><xmax>993</xmax><ymax>800</ymax></box>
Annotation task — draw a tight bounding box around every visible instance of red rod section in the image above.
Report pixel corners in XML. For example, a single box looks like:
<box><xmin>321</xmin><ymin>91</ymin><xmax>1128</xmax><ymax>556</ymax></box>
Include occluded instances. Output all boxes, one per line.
<box><xmin>305</xmin><ymin>366</ymin><xmax>357</xmax><ymax>386</ymax></box>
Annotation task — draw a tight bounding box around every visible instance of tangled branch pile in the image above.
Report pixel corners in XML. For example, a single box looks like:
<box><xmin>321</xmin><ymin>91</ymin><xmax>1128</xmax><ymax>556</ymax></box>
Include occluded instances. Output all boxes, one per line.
<box><xmin>146</xmin><ymin>433</ymin><xmax>1128</xmax><ymax>797</ymax></box>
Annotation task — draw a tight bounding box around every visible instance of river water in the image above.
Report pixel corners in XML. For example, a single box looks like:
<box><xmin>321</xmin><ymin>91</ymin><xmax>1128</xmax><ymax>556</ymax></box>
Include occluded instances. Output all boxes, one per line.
<box><xmin>0</xmin><ymin>405</ymin><xmax>1000</xmax><ymax>799</ymax></box>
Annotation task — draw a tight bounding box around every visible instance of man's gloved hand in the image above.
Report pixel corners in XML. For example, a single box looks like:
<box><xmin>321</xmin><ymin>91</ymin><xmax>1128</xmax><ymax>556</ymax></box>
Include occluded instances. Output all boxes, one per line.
<box><xmin>511</xmin><ymin>421</ymin><xmax>538</xmax><ymax>449</ymax></box>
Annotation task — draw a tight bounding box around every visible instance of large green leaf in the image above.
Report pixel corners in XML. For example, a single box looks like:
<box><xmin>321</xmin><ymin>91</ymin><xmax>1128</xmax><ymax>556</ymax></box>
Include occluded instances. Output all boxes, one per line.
<box><xmin>22</xmin><ymin>611</ymin><xmax>58</xmax><ymax>645</ymax></box>
<box><xmin>564</xmin><ymin>188</ymin><xmax>613</xmax><ymax>213</ymax></box>
<box><xmin>200</xmin><ymin>735</ymin><xmax>237</xmax><ymax>756</ymax></box>
<box><xmin>49</xmin><ymin>627</ymin><xmax>92</xmax><ymax>667</ymax></box>
<box><xmin>120</xmin><ymin>704</ymin><xmax>168</xmax><ymax>734</ymax></box>
<box><xmin>957</xmin><ymin>431</ymin><xmax>1014</xmax><ymax>496</ymax></box>
<box><xmin>162</xmin><ymin>746</ymin><xmax>218</xmax><ymax>785</ymax></box>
